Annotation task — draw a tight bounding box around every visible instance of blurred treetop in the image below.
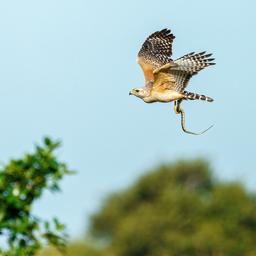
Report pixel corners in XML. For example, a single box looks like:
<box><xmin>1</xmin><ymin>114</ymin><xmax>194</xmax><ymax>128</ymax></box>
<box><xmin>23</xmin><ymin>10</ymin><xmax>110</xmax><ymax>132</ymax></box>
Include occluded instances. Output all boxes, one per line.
<box><xmin>0</xmin><ymin>137</ymin><xmax>74</xmax><ymax>256</ymax></box>
<box><xmin>88</xmin><ymin>159</ymin><xmax>256</xmax><ymax>256</ymax></box>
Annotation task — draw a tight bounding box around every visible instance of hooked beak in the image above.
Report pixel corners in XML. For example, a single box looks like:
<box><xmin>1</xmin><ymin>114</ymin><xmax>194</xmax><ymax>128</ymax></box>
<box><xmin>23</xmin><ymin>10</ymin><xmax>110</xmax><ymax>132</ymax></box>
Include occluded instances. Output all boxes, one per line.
<box><xmin>129</xmin><ymin>91</ymin><xmax>132</xmax><ymax>96</ymax></box>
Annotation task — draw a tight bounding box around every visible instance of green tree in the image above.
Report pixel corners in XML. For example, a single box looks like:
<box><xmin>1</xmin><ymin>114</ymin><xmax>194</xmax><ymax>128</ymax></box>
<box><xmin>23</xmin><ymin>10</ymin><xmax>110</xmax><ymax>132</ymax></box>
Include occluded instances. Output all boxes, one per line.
<box><xmin>37</xmin><ymin>241</ymin><xmax>102</xmax><ymax>256</ymax></box>
<box><xmin>0</xmin><ymin>137</ymin><xmax>74</xmax><ymax>256</ymax></box>
<box><xmin>89</xmin><ymin>159</ymin><xmax>256</xmax><ymax>256</ymax></box>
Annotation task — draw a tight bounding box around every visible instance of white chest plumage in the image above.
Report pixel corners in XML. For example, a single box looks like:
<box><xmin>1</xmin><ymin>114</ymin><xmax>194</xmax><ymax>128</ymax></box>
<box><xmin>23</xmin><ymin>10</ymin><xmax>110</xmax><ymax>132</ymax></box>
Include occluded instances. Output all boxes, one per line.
<box><xmin>143</xmin><ymin>90</ymin><xmax>183</xmax><ymax>103</ymax></box>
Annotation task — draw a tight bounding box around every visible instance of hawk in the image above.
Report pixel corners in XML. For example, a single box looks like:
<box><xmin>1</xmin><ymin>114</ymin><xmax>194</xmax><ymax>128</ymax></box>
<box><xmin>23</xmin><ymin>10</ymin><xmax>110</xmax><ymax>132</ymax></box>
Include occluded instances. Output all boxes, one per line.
<box><xmin>129</xmin><ymin>28</ymin><xmax>215</xmax><ymax>135</ymax></box>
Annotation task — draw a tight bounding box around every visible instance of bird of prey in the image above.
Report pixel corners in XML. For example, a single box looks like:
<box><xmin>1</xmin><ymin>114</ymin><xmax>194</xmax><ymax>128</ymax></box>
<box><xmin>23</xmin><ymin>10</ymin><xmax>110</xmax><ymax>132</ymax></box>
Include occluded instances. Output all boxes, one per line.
<box><xmin>129</xmin><ymin>28</ymin><xmax>215</xmax><ymax>135</ymax></box>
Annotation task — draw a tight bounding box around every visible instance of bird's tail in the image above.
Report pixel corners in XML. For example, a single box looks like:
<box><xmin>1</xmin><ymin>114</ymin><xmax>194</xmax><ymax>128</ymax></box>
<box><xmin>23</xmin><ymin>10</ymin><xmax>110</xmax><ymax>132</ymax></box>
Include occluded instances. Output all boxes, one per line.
<box><xmin>183</xmin><ymin>91</ymin><xmax>214</xmax><ymax>102</ymax></box>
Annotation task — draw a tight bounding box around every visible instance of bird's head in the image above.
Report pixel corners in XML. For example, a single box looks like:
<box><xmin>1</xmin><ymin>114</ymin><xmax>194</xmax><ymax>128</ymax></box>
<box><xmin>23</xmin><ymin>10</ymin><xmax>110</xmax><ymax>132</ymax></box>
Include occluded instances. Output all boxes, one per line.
<box><xmin>129</xmin><ymin>88</ymin><xmax>149</xmax><ymax>99</ymax></box>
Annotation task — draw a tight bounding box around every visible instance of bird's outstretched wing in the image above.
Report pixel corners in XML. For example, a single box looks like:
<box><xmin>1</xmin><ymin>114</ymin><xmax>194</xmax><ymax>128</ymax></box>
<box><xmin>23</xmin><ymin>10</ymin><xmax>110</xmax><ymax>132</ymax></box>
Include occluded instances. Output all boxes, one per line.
<box><xmin>152</xmin><ymin>52</ymin><xmax>215</xmax><ymax>92</ymax></box>
<box><xmin>172</xmin><ymin>52</ymin><xmax>215</xmax><ymax>92</ymax></box>
<box><xmin>137</xmin><ymin>29</ymin><xmax>175</xmax><ymax>83</ymax></box>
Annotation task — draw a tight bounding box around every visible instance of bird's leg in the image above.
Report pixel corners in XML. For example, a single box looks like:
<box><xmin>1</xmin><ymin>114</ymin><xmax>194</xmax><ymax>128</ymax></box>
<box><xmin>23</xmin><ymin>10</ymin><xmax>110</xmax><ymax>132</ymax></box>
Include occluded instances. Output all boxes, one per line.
<box><xmin>173</xmin><ymin>99</ymin><xmax>182</xmax><ymax>114</ymax></box>
<box><xmin>173</xmin><ymin>100</ymin><xmax>213</xmax><ymax>135</ymax></box>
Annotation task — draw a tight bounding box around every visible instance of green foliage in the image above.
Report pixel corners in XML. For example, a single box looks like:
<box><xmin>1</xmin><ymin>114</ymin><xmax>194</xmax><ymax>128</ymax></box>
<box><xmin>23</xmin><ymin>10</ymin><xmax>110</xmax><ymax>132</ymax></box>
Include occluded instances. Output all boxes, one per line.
<box><xmin>0</xmin><ymin>137</ymin><xmax>74</xmax><ymax>256</ymax></box>
<box><xmin>89</xmin><ymin>159</ymin><xmax>256</xmax><ymax>256</ymax></box>
<box><xmin>37</xmin><ymin>242</ymin><xmax>103</xmax><ymax>256</ymax></box>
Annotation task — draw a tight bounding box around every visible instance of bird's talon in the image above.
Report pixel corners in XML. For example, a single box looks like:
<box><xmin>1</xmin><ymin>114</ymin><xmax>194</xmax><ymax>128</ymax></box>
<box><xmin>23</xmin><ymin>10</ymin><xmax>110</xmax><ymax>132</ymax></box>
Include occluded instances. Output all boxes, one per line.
<box><xmin>174</xmin><ymin>105</ymin><xmax>180</xmax><ymax>114</ymax></box>
<box><xmin>173</xmin><ymin>100</ymin><xmax>181</xmax><ymax>114</ymax></box>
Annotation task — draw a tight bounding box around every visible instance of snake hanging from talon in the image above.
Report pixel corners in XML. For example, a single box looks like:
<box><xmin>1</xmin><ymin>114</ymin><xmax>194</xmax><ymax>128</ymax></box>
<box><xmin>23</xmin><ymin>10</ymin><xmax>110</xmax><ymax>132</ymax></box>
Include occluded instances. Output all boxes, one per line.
<box><xmin>174</xmin><ymin>100</ymin><xmax>214</xmax><ymax>135</ymax></box>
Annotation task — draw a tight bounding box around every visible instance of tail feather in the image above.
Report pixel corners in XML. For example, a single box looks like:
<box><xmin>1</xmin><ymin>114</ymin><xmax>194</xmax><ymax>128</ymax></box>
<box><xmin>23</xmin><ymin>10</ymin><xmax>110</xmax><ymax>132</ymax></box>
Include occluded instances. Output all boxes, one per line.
<box><xmin>183</xmin><ymin>91</ymin><xmax>214</xmax><ymax>102</ymax></box>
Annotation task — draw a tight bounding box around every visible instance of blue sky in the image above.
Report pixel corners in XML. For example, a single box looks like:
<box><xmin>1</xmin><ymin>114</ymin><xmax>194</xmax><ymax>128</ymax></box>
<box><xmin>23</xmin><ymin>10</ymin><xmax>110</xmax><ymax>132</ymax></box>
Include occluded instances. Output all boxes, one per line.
<box><xmin>0</xmin><ymin>0</ymin><xmax>255</xmax><ymax>238</ymax></box>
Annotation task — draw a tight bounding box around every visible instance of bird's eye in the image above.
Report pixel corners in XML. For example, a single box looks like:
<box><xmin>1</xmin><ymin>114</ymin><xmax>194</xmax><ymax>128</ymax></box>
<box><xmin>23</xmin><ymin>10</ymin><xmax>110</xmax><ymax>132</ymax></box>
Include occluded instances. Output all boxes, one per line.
<box><xmin>135</xmin><ymin>89</ymin><xmax>140</xmax><ymax>93</ymax></box>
